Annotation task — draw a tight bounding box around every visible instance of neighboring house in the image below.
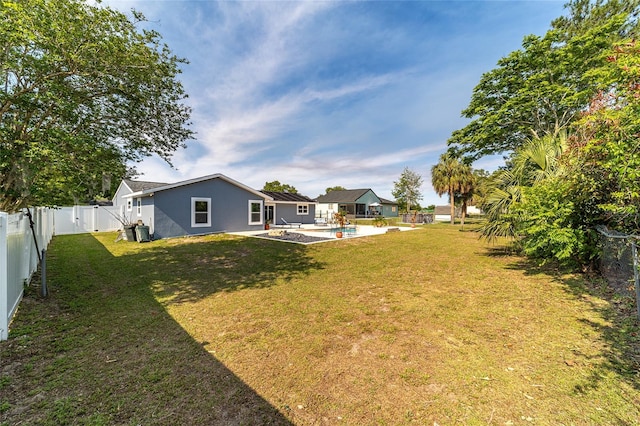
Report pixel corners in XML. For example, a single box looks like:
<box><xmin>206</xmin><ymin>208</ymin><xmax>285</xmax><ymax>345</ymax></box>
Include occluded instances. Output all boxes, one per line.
<box><xmin>378</xmin><ymin>197</ymin><xmax>399</xmax><ymax>218</ymax></box>
<box><xmin>434</xmin><ymin>205</ymin><xmax>453</xmax><ymax>222</ymax></box>
<box><xmin>433</xmin><ymin>205</ymin><xmax>481</xmax><ymax>222</ymax></box>
<box><xmin>467</xmin><ymin>205</ymin><xmax>482</xmax><ymax>215</ymax></box>
<box><xmin>260</xmin><ymin>191</ymin><xmax>317</xmax><ymax>226</ymax></box>
<box><xmin>316</xmin><ymin>189</ymin><xmax>398</xmax><ymax>219</ymax></box>
<box><xmin>435</xmin><ymin>205</ymin><xmax>472</xmax><ymax>222</ymax></box>
<box><xmin>112</xmin><ymin>174</ymin><xmax>273</xmax><ymax>239</ymax></box>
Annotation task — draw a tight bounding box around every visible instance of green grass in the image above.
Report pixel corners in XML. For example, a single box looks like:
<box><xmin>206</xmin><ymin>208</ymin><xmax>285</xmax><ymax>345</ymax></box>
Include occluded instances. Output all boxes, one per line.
<box><xmin>1</xmin><ymin>225</ymin><xmax>639</xmax><ymax>425</ymax></box>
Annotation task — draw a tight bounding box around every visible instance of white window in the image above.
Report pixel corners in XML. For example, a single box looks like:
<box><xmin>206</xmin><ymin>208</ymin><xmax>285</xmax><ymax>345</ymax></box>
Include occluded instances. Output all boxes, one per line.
<box><xmin>191</xmin><ymin>197</ymin><xmax>211</xmax><ymax>227</ymax></box>
<box><xmin>248</xmin><ymin>200</ymin><xmax>263</xmax><ymax>225</ymax></box>
<box><xmin>136</xmin><ymin>198</ymin><xmax>142</xmax><ymax>216</ymax></box>
<box><xmin>392</xmin><ymin>206</ymin><xmax>396</xmax><ymax>212</ymax></box>
<box><xmin>297</xmin><ymin>204</ymin><xmax>309</xmax><ymax>215</ymax></box>
<box><xmin>127</xmin><ymin>199</ymin><xmax>132</xmax><ymax>212</ymax></box>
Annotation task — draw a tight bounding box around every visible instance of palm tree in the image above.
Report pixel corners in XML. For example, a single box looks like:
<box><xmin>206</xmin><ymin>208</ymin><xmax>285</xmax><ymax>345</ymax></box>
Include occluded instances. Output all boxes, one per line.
<box><xmin>512</xmin><ymin>130</ymin><xmax>567</xmax><ymax>184</ymax></box>
<box><xmin>456</xmin><ymin>171</ymin><xmax>476</xmax><ymax>229</ymax></box>
<box><xmin>480</xmin><ymin>131</ymin><xmax>567</xmax><ymax>240</ymax></box>
<box><xmin>431</xmin><ymin>154</ymin><xmax>473</xmax><ymax>225</ymax></box>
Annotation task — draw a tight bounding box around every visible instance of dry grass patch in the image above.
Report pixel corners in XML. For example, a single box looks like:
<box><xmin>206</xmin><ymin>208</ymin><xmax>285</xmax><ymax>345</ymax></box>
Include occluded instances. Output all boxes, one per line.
<box><xmin>2</xmin><ymin>226</ymin><xmax>639</xmax><ymax>425</ymax></box>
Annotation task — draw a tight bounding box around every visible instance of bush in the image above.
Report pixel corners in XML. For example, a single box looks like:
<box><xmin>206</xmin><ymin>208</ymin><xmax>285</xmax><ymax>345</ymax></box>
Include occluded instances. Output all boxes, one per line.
<box><xmin>515</xmin><ymin>179</ymin><xmax>588</xmax><ymax>266</ymax></box>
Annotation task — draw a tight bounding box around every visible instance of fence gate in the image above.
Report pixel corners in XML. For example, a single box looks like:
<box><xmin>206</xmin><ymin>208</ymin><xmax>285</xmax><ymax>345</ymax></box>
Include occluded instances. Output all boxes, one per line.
<box><xmin>53</xmin><ymin>205</ymin><xmax>121</xmax><ymax>235</ymax></box>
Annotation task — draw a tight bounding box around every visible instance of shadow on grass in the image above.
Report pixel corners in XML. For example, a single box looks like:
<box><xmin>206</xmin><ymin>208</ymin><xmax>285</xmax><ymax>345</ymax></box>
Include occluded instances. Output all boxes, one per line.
<box><xmin>0</xmin><ymin>233</ymin><xmax>317</xmax><ymax>425</ymax></box>
<box><xmin>561</xmin><ymin>274</ymin><xmax>640</xmax><ymax>394</ymax></box>
<box><xmin>121</xmin><ymin>233</ymin><xmax>326</xmax><ymax>305</ymax></box>
<box><xmin>494</xmin><ymin>249</ymin><xmax>640</xmax><ymax>397</ymax></box>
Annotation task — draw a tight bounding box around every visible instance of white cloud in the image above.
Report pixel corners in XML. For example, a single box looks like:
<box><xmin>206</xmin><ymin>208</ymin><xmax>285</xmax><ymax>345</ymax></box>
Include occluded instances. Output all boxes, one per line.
<box><xmin>99</xmin><ymin>0</ymin><xmax>566</xmax><ymax>207</ymax></box>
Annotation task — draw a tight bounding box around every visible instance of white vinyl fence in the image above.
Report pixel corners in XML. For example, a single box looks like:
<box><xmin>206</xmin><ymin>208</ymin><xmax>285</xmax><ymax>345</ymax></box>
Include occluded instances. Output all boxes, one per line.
<box><xmin>53</xmin><ymin>205</ymin><xmax>122</xmax><ymax>235</ymax></box>
<box><xmin>1</xmin><ymin>205</ymin><xmax>122</xmax><ymax>341</ymax></box>
<box><xmin>0</xmin><ymin>208</ymin><xmax>55</xmax><ymax>340</ymax></box>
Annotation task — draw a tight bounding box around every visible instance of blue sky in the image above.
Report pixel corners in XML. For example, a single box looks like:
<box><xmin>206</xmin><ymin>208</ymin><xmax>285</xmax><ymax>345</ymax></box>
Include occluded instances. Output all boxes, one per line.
<box><xmin>103</xmin><ymin>0</ymin><xmax>565</xmax><ymax>205</ymax></box>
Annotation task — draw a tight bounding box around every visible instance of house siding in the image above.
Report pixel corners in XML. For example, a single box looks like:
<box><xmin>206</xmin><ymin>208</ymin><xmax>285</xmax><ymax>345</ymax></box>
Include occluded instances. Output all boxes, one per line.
<box><xmin>112</xmin><ymin>182</ymin><xmax>132</xmax><ymax>209</ymax></box>
<box><xmin>138</xmin><ymin>197</ymin><xmax>154</xmax><ymax>230</ymax></box>
<box><xmin>316</xmin><ymin>203</ymin><xmax>335</xmax><ymax>219</ymax></box>
<box><xmin>381</xmin><ymin>204</ymin><xmax>398</xmax><ymax>217</ymax></box>
<box><xmin>275</xmin><ymin>203</ymin><xmax>317</xmax><ymax>225</ymax></box>
<box><xmin>151</xmin><ymin>178</ymin><xmax>266</xmax><ymax>239</ymax></box>
<box><xmin>355</xmin><ymin>190</ymin><xmax>379</xmax><ymax>214</ymax></box>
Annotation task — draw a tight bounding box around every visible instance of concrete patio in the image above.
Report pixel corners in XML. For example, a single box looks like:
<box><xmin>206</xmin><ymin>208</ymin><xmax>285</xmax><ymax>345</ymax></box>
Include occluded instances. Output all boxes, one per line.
<box><xmin>229</xmin><ymin>224</ymin><xmax>415</xmax><ymax>244</ymax></box>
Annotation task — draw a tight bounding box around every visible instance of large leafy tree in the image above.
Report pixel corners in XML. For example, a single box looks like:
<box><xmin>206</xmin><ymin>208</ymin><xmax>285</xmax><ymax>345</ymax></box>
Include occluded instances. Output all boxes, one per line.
<box><xmin>0</xmin><ymin>0</ymin><xmax>194</xmax><ymax>212</ymax></box>
<box><xmin>262</xmin><ymin>181</ymin><xmax>298</xmax><ymax>193</ymax></box>
<box><xmin>570</xmin><ymin>39</ymin><xmax>640</xmax><ymax>233</ymax></box>
<box><xmin>325</xmin><ymin>186</ymin><xmax>347</xmax><ymax>194</ymax></box>
<box><xmin>392</xmin><ymin>167</ymin><xmax>423</xmax><ymax>213</ymax></box>
<box><xmin>430</xmin><ymin>155</ymin><xmax>472</xmax><ymax>225</ymax></box>
<box><xmin>448</xmin><ymin>0</ymin><xmax>639</xmax><ymax>160</ymax></box>
<box><xmin>500</xmin><ymin>39</ymin><xmax>640</xmax><ymax>265</ymax></box>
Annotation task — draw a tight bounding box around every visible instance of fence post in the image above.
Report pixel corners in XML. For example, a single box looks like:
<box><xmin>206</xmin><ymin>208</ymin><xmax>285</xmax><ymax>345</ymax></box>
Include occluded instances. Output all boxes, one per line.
<box><xmin>0</xmin><ymin>212</ymin><xmax>8</xmax><ymax>341</ymax></box>
<box><xmin>632</xmin><ymin>242</ymin><xmax>640</xmax><ymax>322</ymax></box>
<box><xmin>93</xmin><ymin>205</ymin><xmax>98</xmax><ymax>232</ymax></box>
<box><xmin>41</xmin><ymin>249</ymin><xmax>47</xmax><ymax>298</ymax></box>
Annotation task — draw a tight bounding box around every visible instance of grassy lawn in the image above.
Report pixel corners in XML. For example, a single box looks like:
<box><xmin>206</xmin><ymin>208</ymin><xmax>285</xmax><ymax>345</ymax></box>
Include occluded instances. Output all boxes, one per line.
<box><xmin>1</xmin><ymin>225</ymin><xmax>639</xmax><ymax>425</ymax></box>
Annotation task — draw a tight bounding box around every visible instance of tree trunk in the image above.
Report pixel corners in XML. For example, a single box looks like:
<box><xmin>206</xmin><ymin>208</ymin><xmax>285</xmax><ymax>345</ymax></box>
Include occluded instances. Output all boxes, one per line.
<box><xmin>449</xmin><ymin>191</ymin><xmax>455</xmax><ymax>225</ymax></box>
<box><xmin>461</xmin><ymin>199</ymin><xmax>467</xmax><ymax>229</ymax></box>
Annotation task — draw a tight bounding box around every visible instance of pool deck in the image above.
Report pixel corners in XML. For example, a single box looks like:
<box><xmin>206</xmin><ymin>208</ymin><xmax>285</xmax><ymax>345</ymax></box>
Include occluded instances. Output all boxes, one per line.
<box><xmin>229</xmin><ymin>224</ymin><xmax>416</xmax><ymax>243</ymax></box>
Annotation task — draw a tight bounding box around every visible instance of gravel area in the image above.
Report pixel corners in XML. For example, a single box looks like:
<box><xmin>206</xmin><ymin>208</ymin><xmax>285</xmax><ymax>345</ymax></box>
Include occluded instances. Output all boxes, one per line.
<box><xmin>255</xmin><ymin>231</ymin><xmax>333</xmax><ymax>244</ymax></box>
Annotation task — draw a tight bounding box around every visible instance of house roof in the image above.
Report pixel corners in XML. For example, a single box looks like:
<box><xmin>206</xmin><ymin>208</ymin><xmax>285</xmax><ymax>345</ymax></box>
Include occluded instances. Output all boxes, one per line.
<box><xmin>379</xmin><ymin>197</ymin><xmax>397</xmax><ymax>205</ymax></box>
<box><xmin>123</xmin><ymin>179</ymin><xmax>168</xmax><ymax>193</ymax></box>
<box><xmin>434</xmin><ymin>205</ymin><xmax>451</xmax><ymax>215</ymax></box>
<box><xmin>260</xmin><ymin>191</ymin><xmax>316</xmax><ymax>203</ymax></box>
<box><xmin>316</xmin><ymin>189</ymin><xmax>374</xmax><ymax>203</ymax></box>
<box><xmin>122</xmin><ymin>174</ymin><xmax>272</xmax><ymax>200</ymax></box>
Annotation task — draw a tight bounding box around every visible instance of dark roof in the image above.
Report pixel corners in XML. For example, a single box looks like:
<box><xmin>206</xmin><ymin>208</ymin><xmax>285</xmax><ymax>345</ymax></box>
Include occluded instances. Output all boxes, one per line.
<box><xmin>316</xmin><ymin>189</ymin><xmax>373</xmax><ymax>203</ymax></box>
<box><xmin>124</xmin><ymin>179</ymin><xmax>168</xmax><ymax>192</ymax></box>
<box><xmin>379</xmin><ymin>197</ymin><xmax>397</xmax><ymax>205</ymax></box>
<box><xmin>434</xmin><ymin>205</ymin><xmax>451</xmax><ymax>215</ymax></box>
<box><xmin>260</xmin><ymin>191</ymin><xmax>316</xmax><ymax>203</ymax></box>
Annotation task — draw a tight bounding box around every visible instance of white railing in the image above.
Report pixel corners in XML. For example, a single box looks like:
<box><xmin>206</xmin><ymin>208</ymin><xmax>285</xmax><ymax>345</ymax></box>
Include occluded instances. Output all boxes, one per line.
<box><xmin>0</xmin><ymin>208</ymin><xmax>55</xmax><ymax>340</ymax></box>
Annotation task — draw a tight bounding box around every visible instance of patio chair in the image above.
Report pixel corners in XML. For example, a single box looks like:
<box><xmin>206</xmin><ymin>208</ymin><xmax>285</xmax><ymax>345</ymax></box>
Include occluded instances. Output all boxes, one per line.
<box><xmin>281</xmin><ymin>218</ymin><xmax>302</xmax><ymax>228</ymax></box>
<box><xmin>314</xmin><ymin>217</ymin><xmax>328</xmax><ymax>226</ymax></box>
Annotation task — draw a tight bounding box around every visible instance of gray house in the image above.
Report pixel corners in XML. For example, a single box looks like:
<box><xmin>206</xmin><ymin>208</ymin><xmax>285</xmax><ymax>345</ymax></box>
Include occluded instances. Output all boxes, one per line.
<box><xmin>260</xmin><ymin>191</ymin><xmax>317</xmax><ymax>226</ymax></box>
<box><xmin>316</xmin><ymin>189</ymin><xmax>398</xmax><ymax>219</ymax></box>
<box><xmin>113</xmin><ymin>174</ymin><xmax>272</xmax><ymax>239</ymax></box>
<box><xmin>112</xmin><ymin>179</ymin><xmax>168</xmax><ymax>211</ymax></box>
